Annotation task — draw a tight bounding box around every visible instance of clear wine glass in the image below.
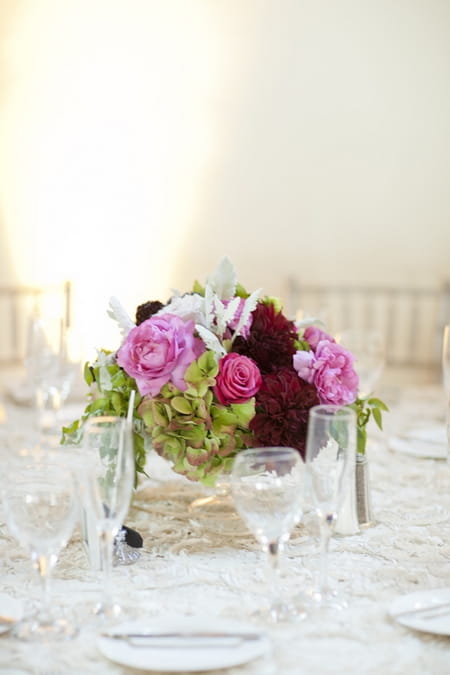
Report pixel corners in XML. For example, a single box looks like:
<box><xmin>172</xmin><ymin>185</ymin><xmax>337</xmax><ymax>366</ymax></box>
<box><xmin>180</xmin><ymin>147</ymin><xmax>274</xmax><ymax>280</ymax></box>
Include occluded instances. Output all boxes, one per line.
<box><xmin>25</xmin><ymin>315</ymin><xmax>76</xmax><ymax>436</ymax></box>
<box><xmin>1</xmin><ymin>451</ymin><xmax>78</xmax><ymax>640</ymax></box>
<box><xmin>337</xmin><ymin>329</ymin><xmax>385</xmax><ymax>398</ymax></box>
<box><xmin>79</xmin><ymin>416</ymin><xmax>135</xmax><ymax>621</ymax></box>
<box><xmin>304</xmin><ymin>404</ymin><xmax>356</xmax><ymax>610</ymax></box>
<box><xmin>442</xmin><ymin>325</ymin><xmax>450</xmax><ymax>463</ymax></box>
<box><xmin>230</xmin><ymin>446</ymin><xmax>305</xmax><ymax>622</ymax></box>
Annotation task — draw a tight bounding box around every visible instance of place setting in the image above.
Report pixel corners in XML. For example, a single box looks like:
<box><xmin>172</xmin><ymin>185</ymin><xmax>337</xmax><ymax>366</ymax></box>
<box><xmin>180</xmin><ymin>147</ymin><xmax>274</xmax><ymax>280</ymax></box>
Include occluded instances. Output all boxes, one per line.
<box><xmin>1</xmin><ymin>257</ymin><xmax>450</xmax><ymax>675</ymax></box>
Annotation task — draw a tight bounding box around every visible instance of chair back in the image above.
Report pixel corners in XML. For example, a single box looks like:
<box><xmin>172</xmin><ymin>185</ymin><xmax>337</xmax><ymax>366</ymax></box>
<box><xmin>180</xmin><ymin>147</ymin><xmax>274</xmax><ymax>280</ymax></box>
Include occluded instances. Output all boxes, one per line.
<box><xmin>285</xmin><ymin>279</ymin><xmax>450</xmax><ymax>372</ymax></box>
<box><xmin>0</xmin><ymin>281</ymin><xmax>72</xmax><ymax>366</ymax></box>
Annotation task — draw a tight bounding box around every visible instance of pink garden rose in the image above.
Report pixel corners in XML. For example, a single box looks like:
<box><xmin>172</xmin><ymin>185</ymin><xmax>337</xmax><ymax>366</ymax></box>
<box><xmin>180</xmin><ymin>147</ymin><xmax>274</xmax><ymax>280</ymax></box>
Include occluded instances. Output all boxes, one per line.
<box><xmin>213</xmin><ymin>352</ymin><xmax>262</xmax><ymax>405</ymax></box>
<box><xmin>117</xmin><ymin>313</ymin><xmax>205</xmax><ymax>397</ymax></box>
<box><xmin>293</xmin><ymin>339</ymin><xmax>358</xmax><ymax>406</ymax></box>
<box><xmin>303</xmin><ymin>325</ymin><xmax>335</xmax><ymax>350</ymax></box>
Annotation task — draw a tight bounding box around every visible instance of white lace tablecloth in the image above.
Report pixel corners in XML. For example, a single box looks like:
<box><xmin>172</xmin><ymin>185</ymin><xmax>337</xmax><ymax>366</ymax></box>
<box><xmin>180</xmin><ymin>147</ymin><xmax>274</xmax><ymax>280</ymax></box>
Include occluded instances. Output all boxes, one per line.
<box><xmin>1</xmin><ymin>385</ymin><xmax>450</xmax><ymax>674</ymax></box>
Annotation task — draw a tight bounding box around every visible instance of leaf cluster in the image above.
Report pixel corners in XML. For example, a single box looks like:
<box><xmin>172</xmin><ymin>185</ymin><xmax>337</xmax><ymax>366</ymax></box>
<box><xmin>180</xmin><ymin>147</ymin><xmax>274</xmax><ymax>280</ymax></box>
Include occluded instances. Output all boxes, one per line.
<box><xmin>349</xmin><ymin>396</ymin><xmax>389</xmax><ymax>455</ymax></box>
<box><xmin>138</xmin><ymin>350</ymin><xmax>255</xmax><ymax>486</ymax></box>
<box><xmin>61</xmin><ymin>351</ymin><xmax>147</xmax><ymax>483</ymax></box>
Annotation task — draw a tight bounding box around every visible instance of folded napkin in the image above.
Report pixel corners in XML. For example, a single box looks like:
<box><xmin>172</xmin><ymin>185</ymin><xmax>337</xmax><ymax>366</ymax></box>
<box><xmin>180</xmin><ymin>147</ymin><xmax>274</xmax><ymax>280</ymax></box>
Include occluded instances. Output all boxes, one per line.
<box><xmin>389</xmin><ymin>426</ymin><xmax>447</xmax><ymax>460</ymax></box>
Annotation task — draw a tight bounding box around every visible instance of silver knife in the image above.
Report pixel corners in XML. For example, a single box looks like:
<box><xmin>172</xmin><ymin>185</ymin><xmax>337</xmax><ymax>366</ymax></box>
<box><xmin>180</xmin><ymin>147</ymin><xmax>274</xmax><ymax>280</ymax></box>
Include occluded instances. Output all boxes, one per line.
<box><xmin>101</xmin><ymin>630</ymin><xmax>264</xmax><ymax>647</ymax></box>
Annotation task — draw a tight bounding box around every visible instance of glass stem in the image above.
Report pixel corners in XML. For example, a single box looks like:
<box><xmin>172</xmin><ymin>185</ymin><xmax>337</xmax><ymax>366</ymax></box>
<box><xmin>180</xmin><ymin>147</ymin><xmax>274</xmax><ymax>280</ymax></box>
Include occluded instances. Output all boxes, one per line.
<box><xmin>32</xmin><ymin>552</ymin><xmax>54</xmax><ymax>623</ymax></box>
<box><xmin>265</xmin><ymin>539</ymin><xmax>283</xmax><ymax>615</ymax></box>
<box><xmin>319</xmin><ymin>516</ymin><xmax>333</xmax><ymax>594</ymax></box>
<box><xmin>99</xmin><ymin>526</ymin><xmax>115</xmax><ymax>609</ymax></box>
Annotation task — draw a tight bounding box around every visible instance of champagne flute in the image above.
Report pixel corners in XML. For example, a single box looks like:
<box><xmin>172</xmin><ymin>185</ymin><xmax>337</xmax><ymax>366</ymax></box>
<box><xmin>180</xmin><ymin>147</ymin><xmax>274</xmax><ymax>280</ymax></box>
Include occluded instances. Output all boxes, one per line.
<box><xmin>80</xmin><ymin>416</ymin><xmax>135</xmax><ymax>620</ymax></box>
<box><xmin>1</xmin><ymin>451</ymin><xmax>78</xmax><ymax>639</ymax></box>
<box><xmin>442</xmin><ymin>325</ymin><xmax>450</xmax><ymax>463</ymax></box>
<box><xmin>305</xmin><ymin>404</ymin><xmax>356</xmax><ymax>610</ymax></box>
<box><xmin>231</xmin><ymin>446</ymin><xmax>305</xmax><ymax>622</ymax></box>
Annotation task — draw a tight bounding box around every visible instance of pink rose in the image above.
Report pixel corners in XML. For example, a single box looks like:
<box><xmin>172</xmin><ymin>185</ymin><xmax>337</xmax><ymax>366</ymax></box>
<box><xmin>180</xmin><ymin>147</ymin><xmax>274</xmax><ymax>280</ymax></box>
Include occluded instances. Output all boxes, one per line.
<box><xmin>304</xmin><ymin>326</ymin><xmax>335</xmax><ymax>350</ymax></box>
<box><xmin>117</xmin><ymin>313</ymin><xmax>205</xmax><ymax>397</ymax></box>
<box><xmin>313</xmin><ymin>340</ymin><xmax>359</xmax><ymax>406</ymax></box>
<box><xmin>214</xmin><ymin>353</ymin><xmax>262</xmax><ymax>405</ymax></box>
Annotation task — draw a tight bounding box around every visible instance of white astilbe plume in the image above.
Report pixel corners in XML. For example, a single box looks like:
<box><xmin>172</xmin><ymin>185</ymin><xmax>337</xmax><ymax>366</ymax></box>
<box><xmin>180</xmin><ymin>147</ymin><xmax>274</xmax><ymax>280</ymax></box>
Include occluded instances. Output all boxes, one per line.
<box><xmin>231</xmin><ymin>288</ymin><xmax>261</xmax><ymax>341</ymax></box>
<box><xmin>206</xmin><ymin>256</ymin><xmax>237</xmax><ymax>300</ymax></box>
<box><xmin>107</xmin><ymin>296</ymin><xmax>135</xmax><ymax>338</ymax></box>
<box><xmin>195</xmin><ymin>324</ymin><xmax>227</xmax><ymax>357</ymax></box>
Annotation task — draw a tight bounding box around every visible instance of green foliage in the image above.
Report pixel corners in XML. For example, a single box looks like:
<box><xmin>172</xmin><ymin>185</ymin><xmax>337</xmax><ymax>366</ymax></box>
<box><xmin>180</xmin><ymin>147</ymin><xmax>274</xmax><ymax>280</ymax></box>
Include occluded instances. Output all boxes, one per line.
<box><xmin>349</xmin><ymin>396</ymin><xmax>389</xmax><ymax>455</ymax></box>
<box><xmin>137</xmin><ymin>349</ymin><xmax>256</xmax><ymax>484</ymax></box>
<box><xmin>61</xmin><ymin>351</ymin><xmax>147</xmax><ymax>482</ymax></box>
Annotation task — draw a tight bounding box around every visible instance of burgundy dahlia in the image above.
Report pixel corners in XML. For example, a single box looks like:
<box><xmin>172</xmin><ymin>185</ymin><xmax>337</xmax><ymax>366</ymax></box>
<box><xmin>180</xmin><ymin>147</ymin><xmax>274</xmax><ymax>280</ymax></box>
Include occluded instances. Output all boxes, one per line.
<box><xmin>135</xmin><ymin>300</ymin><xmax>165</xmax><ymax>325</ymax></box>
<box><xmin>249</xmin><ymin>367</ymin><xmax>319</xmax><ymax>458</ymax></box>
<box><xmin>232</xmin><ymin>302</ymin><xmax>298</xmax><ymax>374</ymax></box>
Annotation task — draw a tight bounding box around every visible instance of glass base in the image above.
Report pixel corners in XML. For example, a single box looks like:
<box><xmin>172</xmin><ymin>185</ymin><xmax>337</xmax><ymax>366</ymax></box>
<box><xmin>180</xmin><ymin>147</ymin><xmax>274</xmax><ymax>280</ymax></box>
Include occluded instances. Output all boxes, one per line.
<box><xmin>14</xmin><ymin>613</ymin><xmax>77</xmax><ymax>641</ymax></box>
<box><xmin>250</xmin><ymin>600</ymin><xmax>307</xmax><ymax>624</ymax></box>
<box><xmin>296</xmin><ymin>585</ymin><xmax>348</xmax><ymax>612</ymax></box>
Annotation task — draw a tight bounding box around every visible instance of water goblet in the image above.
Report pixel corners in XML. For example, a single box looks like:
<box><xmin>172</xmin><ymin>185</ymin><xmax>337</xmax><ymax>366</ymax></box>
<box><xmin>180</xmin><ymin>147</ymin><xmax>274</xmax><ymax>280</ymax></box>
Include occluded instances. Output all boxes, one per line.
<box><xmin>230</xmin><ymin>446</ymin><xmax>305</xmax><ymax>622</ymax></box>
<box><xmin>25</xmin><ymin>315</ymin><xmax>76</xmax><ymax>436</ymax></box>
<box><xmin>79</xmin><ymin>416</ymin><xmax>135</xmax><ymax>621</ymax></box>
<box><xmin>1</xmin><ymin>451</ymin><xmax>78</xmax><ymax>640</ymax></box>
<box><xmin>337</xmin><ymin>329</ymin><xmax>385</xmax><ymax>398</ymax></box>
<box><xmin>304</xmin><ymin>404</ymin><xmax>356</xmax><ymax>610</ymax></box>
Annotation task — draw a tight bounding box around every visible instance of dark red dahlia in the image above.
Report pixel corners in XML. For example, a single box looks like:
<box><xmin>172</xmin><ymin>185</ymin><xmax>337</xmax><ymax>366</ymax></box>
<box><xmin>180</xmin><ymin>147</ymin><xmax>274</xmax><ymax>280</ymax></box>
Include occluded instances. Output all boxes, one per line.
<box><xmin>135</xmin><ymin>300</ymin><xmax>165</xmax><ymax>325</ymax></box>
<box><xmin>249</xmin><ymin>367</ymin><xmax>319</xmax><ymax>458</ymax></box>
<box><xmin>232</xmin><ymin>302</ymin><xmax>298</xmax><ymax>374</ymax></box>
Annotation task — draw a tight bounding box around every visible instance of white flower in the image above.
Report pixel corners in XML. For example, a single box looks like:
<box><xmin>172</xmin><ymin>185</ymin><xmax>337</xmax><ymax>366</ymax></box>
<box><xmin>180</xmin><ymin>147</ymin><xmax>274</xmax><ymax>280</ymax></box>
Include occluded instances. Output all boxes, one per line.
<box><xmin>159</xmin><ymin>293</ymin><xmax>207</xmax><ymax>325</ymax></box>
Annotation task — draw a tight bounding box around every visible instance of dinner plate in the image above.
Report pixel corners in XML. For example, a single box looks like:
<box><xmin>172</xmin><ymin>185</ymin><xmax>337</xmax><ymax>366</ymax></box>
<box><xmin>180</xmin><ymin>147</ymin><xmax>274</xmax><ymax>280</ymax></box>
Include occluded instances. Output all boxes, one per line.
<box><xmin>389</xmin><ymin>588</ymin><xmax>450</xmax><ymax>635</ymax></box>
<box><xmin>388</xmin><ymin>426</ymin><xmax>447</xmax><ymax>459</ymax></box>
<box><xmin>97</xmin><ymin>616</ymin><xmax>271</xmax><ymax>672</ymax></box>
<box><xmin>0</xmin><ymin>593</ymin><xmax>23</xmax><ymax>634</ymax></box>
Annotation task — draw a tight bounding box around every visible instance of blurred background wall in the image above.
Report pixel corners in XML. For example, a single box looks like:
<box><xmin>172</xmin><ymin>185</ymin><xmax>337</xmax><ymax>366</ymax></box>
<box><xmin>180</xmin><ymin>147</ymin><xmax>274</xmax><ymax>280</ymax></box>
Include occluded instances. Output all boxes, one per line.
<box><xmin>0</xmin><ymin>0</ymin><xmax>449</xmax><ymax>353</ymax></box>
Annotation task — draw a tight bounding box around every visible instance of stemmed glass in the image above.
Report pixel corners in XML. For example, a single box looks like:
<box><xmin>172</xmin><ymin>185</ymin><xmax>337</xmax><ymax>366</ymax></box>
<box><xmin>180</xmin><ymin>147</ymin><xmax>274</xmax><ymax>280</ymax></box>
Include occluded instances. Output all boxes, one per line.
<box><xmin>25</xmin><ymin>315</ymin><xmax>75</xmax><ymax>436</ymax></box>
<box><xmin>231</xmin><ymin>446</ymin><xmax>305</xmax><ymax>622</ymax></box>
<box><xmin>305</xmin><ymin>404</ymin><xmax>356</xmax><ymax>610</ymax></box>
<box><xmin>337</xmin><ymin>329</ymin><xmax>385</xmax><ymax>398</ymax></box>
<box><xmin>441</xmin><ymin>325</ymin><xmax>450</xmax><ymax>462</ymax></box>
<box><xmin>79</xmin><ymin>415</ymin><xmax>135</xmax><ymax>620</ymax></box>
<box><xmin>1</xmin><ymin>451</ymin><xmax>78</xmax><ymax>639</ymax></box>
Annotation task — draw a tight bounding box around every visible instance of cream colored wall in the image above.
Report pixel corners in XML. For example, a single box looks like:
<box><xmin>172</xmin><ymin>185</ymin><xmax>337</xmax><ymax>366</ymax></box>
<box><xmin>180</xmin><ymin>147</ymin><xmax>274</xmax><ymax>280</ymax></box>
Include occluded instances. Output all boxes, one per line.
<box><xmin>0</xmin><ymin>0</ymin><xmax>449</xmax><ymax>351</ymax></box>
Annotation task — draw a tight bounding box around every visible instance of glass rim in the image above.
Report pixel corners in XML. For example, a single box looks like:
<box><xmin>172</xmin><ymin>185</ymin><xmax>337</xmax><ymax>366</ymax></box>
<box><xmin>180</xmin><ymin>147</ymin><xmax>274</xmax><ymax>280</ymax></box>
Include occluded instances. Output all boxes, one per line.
<box><xmin>308</xmin><ymin>404</ymin><xmax>356</xmax><ymax>419</ymax></box>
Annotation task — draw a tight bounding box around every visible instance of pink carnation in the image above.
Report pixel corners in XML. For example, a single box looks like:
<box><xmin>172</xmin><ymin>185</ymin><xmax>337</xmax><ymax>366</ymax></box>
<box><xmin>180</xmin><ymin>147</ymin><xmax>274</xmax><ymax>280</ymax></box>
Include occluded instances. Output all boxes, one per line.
<box><xmin>311</xmin><ymin>340</ymin><xmax>358</xmax><ymax>405</ymax></box>
<box><xmin>303</xmin><ymin>325</ymin><xmax>335</xmax><ymax>350</ymax></box>
<box><xmin>117</xmin><ymin>313</ymin><xmax>205</xmax><ymax>397</ymax></box>
<box><xmin>214</xmin><ymin>353</ymin><xmax>262</xmax><ymax>405</ymax></box>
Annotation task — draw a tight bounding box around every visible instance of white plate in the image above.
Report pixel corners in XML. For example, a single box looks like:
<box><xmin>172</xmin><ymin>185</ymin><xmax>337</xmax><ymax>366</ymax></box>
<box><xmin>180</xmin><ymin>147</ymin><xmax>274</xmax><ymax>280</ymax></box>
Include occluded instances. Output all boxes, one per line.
<box><xmin>388</xmin><ymin>426</ymin><xmax>447</xmax><ymax>459</ymax></box>
<box><xmin>0</xmin><ymin>593</ymin><xmax>23</xmax><ymax>634</ymax></box>
<box><xmin>389</xmin><ymin>588</ymin><xmax>450</xmax><ymax>635</ymax></box>
<box><xmin>97</xmin><ymin>616</ymin><xmax>271</xmax><ymax>672</ymax></box>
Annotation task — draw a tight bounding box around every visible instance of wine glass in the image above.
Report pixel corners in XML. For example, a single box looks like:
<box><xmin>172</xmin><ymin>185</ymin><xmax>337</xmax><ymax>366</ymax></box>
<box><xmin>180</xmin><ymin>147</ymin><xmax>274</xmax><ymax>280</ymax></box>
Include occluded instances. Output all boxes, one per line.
<box><xmin>230</xmin><ymin>446</ymin><xmax>305</xmax><ymax>622</ymax></box>
<box><xmin>442</xmin><ymin>325</ymin><xmax>450</xmax><ymax>397</ymax></box>
<box><xmin>337</xmin><ymin>329</ymin><xmax>385</xmax><ymax>398</ymax></box>
<box><xmin>79</xmin><ymin>416</ymin><xmax>135</xmax><ymax>620</ymax></box>
<box><xmin>304</xmin><ymin>404</ymin><xmax>356</xmax><ymax>610</ymax></box>
<box><xmin>1</xmin><ymin>450</ymin><xmax>78</xmax><ymax>639</ymax></box>
<box><xmin>25</xmin><ymin>315</ymin><xmax>76</xmax><ymax>436</ymax></box>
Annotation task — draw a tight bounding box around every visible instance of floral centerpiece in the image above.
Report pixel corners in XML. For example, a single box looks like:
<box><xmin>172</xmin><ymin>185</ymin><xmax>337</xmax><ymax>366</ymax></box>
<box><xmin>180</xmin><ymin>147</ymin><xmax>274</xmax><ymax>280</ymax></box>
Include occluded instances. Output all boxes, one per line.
<box><xmin>63</xmin><ymin>258</ymin><xmax>387</xmax><ymax>486</ymax></box>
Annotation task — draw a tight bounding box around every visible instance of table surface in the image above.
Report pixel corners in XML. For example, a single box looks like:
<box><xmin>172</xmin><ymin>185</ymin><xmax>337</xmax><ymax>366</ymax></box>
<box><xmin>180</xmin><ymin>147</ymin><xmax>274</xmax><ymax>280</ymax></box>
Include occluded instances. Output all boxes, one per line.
<box><xmin>1</xmin><ymin>382</ymin><xmax>450</xmax><ymax>675</ymax></box>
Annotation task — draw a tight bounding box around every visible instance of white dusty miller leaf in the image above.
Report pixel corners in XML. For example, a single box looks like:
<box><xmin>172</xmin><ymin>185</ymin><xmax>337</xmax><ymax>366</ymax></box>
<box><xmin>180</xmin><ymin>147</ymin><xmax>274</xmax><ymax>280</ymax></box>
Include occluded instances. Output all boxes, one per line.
<box><xmin>231</xmin><ymin>288</ymin><xmax>261</xmax><ymax>341</ymax></box>
<box><xmin>195</xmin><ymin>324</ymin><xmax>227</xmax><ymax>357</ymax></box>
<box><xmin>107</xmin><ymin>296</ymin><xmax>135</xmax><ymax>338</ymax></box>
<box><xmin>206</xmin><ymin>257</ymin><xmax>237</xmax><ymax>301</ymax></box>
